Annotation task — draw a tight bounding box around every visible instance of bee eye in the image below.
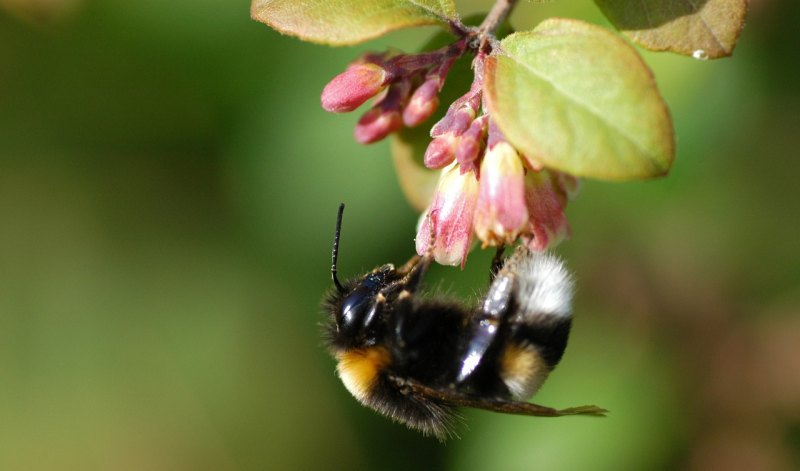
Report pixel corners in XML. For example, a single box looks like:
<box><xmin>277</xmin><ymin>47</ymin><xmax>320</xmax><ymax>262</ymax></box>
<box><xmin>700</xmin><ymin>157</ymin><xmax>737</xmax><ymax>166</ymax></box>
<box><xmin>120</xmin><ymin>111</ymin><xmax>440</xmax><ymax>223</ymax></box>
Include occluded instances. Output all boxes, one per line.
<box><xmin>339</xmin><ymin>272</ymin><xmax>386</xmax><ymax>335</ymax></box>
<box><xmin>340</xmin><ymin>287</ymin><xmax>373</xmax><ymax>333</ymax></box>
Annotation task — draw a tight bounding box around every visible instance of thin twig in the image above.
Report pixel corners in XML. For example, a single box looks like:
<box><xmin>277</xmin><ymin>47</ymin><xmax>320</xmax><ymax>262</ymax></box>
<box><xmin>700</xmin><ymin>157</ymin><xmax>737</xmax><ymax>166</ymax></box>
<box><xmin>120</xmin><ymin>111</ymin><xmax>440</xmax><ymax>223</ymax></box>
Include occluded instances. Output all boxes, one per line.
<box><xmin>479</xmin><ymin>0</ymin><xmax>519</xmax><ymax>36</ymax></box>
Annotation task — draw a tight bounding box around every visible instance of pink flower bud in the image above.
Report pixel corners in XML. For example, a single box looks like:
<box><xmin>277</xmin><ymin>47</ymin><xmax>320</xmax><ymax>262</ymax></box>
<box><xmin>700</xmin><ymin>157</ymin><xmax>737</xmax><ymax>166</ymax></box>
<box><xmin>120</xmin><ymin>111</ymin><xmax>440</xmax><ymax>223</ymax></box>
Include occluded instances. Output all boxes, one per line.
<box><xmin>353</xmin><ymin>81</ymin><xmax>409</xmax><ymax>144</ymax></box>
<box><xmin>416</xmin><ymin>163</ymin><xmax>479</xmax><ymax>267</ymax></box>
<box><xmin>474</xmin><ymin>142</ymin><xmax>529</xmax><ymax>247</ymax></box>
<box><xmin>354</xmin><ymin>107</ymin><xmax>402</xmax><ymax>144</ymax></box>
<box><xmin>455</xmin><ymin>116</ymin><xmax>487</xmax><ymax>174</ymax></box>
<box><xmin>424</xmin><ymin>135</ymin><xmax>456</xmax><ymax>169</ymax></box>
<box><xmin>431</xmin><ymin>105</ymin><xmax>475</xmax><ymax>137</ymax></box>
<box><xmin>523</xmin><ymin>170</ymin><xmax>571</xmax><ymax>251</ymax></box>
<box><xmin>321</xmin><ymin>63</ymin><xmax>388</xmax><ymax>113</ymax></box>
<box><xmin>403</xmin><ymin>79</ymin><xmax>440</xmax><ymax>127</ymax></box>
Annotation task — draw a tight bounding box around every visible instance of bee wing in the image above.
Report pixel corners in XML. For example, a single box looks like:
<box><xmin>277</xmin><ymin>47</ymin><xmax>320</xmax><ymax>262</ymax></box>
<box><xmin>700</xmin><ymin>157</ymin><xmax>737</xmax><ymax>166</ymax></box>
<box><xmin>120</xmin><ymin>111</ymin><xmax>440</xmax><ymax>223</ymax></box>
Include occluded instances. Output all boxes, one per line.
<box><xmin>390</xmin><ymin>375</ymin><xmax>607</xmax><ymax>417</ymax></box>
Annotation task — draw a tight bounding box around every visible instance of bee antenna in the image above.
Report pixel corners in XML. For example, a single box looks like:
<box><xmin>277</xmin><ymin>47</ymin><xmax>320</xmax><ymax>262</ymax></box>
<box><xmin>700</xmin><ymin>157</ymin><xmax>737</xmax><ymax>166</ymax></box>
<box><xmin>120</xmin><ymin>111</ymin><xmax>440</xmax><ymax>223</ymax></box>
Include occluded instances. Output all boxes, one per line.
<box><xmin>331</xmin><ymin>203</ymin><xmax>346</xmax><ymax>294</ymax></box>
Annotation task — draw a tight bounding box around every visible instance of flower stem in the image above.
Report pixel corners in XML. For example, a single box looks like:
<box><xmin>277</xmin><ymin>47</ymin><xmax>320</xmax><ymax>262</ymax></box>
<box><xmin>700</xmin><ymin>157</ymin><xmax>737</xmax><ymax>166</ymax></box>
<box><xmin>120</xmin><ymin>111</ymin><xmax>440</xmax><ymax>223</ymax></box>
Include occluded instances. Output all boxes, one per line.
<box><xmin>479</xmin><ymin>0</ymin><xmax>519</xmax><ymax>35</ymax></box>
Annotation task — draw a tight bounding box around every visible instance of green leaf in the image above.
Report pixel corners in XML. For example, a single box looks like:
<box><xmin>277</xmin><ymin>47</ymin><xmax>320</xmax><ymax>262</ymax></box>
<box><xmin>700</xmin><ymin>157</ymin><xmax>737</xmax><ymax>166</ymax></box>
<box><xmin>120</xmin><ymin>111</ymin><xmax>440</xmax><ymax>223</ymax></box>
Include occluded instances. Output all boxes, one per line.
<box><xmin>595</xmin><ymin>0</ymin><xmax>747</xmax><ymax>59</ymax></box>
<box><xmin>484</xmin><ymin>19</ymin><xmax>674</xmax><ymax>181</ymax></box>
<box><xmin>251</xmin><ymin>0</ymin><xmax>459</xmax><ymax>46</ymax></box>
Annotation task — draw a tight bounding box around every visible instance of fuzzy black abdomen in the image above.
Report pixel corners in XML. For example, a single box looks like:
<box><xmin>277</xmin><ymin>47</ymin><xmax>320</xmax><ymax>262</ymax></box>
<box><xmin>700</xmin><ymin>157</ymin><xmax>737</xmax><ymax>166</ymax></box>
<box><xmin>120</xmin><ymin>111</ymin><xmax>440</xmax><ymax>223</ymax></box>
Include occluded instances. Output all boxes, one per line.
<box><xmin>389</xmin><ymin>299</ymin><xmax>471</xmax><ymax>387</ymax></box>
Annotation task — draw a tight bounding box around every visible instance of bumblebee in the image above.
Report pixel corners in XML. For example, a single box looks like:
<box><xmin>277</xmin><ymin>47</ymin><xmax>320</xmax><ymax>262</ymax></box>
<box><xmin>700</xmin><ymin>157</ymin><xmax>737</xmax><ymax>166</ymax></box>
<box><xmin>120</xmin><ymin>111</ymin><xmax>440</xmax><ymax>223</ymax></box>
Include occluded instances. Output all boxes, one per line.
<box><xmin>323</xmin><ymin>204</ymin><xmax>606</xmax><ymax>439</ymax></box>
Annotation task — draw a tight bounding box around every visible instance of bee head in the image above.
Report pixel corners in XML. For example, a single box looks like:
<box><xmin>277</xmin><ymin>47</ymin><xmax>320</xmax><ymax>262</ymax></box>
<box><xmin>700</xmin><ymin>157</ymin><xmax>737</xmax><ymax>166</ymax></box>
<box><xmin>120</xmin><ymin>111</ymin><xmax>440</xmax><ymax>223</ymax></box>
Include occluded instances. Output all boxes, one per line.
<box><xmin>324</xmin><ymin>204</ymin><xmax>397</xmax><ymax>350</ymax></box>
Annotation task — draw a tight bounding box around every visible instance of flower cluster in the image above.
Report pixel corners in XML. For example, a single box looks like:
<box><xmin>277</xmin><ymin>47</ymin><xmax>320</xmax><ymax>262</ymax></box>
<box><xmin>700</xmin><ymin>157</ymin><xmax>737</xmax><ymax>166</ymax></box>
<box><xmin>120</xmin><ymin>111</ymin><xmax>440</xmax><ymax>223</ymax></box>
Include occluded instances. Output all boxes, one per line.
<box><xmin>416</xmin><ymin>118</ymin><xmax>579</xmax><ymax>266</ymax></box>
<box><xmin>321</xmin><ymin>42</ymin><xmax>579</xmax><ymax>267</ymax></box>
<box><xmin>321</xmin><ymin>41</ymin><xmax>466</xmax><ymax>143</ymax></box>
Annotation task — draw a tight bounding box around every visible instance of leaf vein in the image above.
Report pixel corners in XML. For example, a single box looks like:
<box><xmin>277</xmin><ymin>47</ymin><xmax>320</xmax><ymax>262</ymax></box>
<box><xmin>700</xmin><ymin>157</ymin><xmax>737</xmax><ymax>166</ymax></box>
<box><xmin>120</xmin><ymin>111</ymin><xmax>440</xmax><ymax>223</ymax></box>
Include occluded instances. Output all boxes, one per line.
<box><xmin>685</xmin><ymin>0</ymin><xmax>726</xmax><ymax>52</ymax></box>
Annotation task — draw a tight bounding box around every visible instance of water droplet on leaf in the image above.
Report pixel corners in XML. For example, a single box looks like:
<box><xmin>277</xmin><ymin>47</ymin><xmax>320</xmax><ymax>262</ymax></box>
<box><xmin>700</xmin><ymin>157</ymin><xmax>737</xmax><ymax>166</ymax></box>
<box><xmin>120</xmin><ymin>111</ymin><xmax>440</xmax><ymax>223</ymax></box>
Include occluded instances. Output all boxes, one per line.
<box><xmin>692</xmin><ymin>49</ymin><xmax>709</xmax><ymax>61</ymax></box>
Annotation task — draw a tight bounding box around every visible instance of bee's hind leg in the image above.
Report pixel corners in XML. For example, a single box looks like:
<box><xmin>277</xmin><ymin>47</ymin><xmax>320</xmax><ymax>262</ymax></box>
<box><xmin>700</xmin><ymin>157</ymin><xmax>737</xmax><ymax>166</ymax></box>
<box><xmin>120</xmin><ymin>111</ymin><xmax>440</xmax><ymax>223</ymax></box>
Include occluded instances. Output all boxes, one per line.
<box><xmin>489</xmin><ymin>244</ymin><xmax>506</xmax><ymax>283</ymax></box>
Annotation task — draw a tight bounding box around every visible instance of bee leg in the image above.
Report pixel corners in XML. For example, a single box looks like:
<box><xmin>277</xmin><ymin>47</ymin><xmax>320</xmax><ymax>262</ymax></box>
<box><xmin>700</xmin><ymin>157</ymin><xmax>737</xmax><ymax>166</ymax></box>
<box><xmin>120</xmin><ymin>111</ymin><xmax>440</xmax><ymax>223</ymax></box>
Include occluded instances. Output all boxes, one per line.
<box><xmin>381</xmin><ymin>253</ymin><xmax>431</xmax><ymax>302</ymax></box>
<box><xmin>389</xmin><ymin>258</ymin><xmax>434</xmax><ymax>354</ymax></box>
<box><xmin>489</xmin><ymin>245</ymin><xmax>506</xmax><ymax>283</ymax></box>
<box><xmin>401</xmin><ymin>254</ymin><xmax>432</xmax><ymax>295</ymax></box>
<box><xmin>398</xmin><ymin>206</ymin><xmax>437</xmax><ymax>293</ymax></box>
<box><xmin>396</xmin><ymin>255</ymin><xmax>422</xmax><ymax>276</ymax></box>
<box><xmin>361</xmin><ymin>292</ymin><xmax>386</xmax><ymax>333</ymax></box>
<box><xmin>384</xmin><ymin>208</ymin><xmax>435</xmax><ymax>337</ymax></box>
<box><xmin>457</xmin><ymin>268</ymin><xmax>518</xmax><ymax>384</ymax></box>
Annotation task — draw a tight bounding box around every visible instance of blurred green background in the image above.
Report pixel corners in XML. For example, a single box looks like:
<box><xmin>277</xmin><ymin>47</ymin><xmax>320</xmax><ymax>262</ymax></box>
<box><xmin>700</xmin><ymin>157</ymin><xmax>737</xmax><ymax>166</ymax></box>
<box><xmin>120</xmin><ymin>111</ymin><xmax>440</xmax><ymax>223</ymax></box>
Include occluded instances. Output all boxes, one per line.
<box><xmin>1</xmin><ymin>0</ymin><xmax>798</xmax><ymax>469</ymax></box>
